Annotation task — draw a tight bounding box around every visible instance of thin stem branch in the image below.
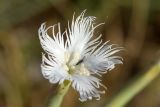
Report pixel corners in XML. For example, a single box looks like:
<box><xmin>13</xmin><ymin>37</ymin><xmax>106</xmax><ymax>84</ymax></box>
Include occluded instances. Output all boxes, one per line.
<box><xmin>105</xmin><ymin>62</ymin><xmax>160</xmax><ymax>107</ymax></box>
<box><xmin>49</xmin><ymin>81</ymin><xmax>71</xmax><ymax>107</ymax></box>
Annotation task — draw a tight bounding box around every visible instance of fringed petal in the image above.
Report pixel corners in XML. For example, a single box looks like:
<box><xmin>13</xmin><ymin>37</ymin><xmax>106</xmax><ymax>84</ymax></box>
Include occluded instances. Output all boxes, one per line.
<box><xmin>71</xmin><ymin>74</ymin><xmax>106</xmax><ymax>102</ymax></box>
<box><xmin>84</xmin><ymin>42</ymin><xmax>123</xmax><ymax>76</ymax></box>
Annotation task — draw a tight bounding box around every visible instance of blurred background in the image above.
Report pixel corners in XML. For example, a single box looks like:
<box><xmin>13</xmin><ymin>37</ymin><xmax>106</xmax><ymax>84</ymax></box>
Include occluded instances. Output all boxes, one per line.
<box><xmin>0</xmin><ymin>0</ymin><xmax>160</xmax><ymax>107</ymax></box>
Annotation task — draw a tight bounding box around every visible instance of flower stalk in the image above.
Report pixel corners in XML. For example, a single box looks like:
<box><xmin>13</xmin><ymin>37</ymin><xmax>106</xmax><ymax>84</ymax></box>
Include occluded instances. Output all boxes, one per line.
<box><xmin>105</xmin><ymin>62</ymin><xmax>160</xmax><ymax>107</ymax></box>
<box><xmin>49</xmin><ymin>81</ymin><xmax>71</xmax><ymax>107</ymax></box>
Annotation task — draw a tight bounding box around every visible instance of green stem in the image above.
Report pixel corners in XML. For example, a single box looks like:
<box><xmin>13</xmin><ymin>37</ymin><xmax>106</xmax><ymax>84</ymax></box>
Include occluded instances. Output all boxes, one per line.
<box><xmin>105</xmin><ymin>62</ymin><xmax>160</xmax><ymax>107</ymax></box>
<box><xmin>49</xmin><ymin>81</ymin><xmax>71</xmax><ymax>107</ymax></box>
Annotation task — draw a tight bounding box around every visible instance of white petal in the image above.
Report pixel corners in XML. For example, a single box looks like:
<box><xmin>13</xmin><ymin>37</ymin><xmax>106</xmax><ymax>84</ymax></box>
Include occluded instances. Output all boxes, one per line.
<box><xmin>67</xmin><ymin>10</ymin><xmax>104</xmax><ymax>58</ymax></box>
<box><xmin>84</xmin><ymin>42</ymin><xmax>123</xmax><ymax>76</ymax></box>
<box><xmin>71</xmin><ymin>74</ymin><xmax>105</xmax><ymax>102</ymax></box>
<box><xmin>38</xmin><ymin>23</ymin><xmax>66</xmax><ymax>64</ymax></box>
<box><xmin>41</xmin><ymin>54</ymin><xmax>69</xmax><ymax>84</ymax></box>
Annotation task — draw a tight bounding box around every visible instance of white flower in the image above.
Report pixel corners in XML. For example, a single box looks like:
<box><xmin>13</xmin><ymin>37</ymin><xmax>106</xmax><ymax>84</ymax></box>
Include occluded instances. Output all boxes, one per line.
<box><xmin>38</xmin><ymin>10</ymin><xmax>123</xmax><ymax>102</ymax></box>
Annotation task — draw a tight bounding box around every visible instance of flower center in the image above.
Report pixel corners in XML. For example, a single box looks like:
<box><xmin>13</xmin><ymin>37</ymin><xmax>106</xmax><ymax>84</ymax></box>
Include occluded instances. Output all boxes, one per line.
<box><xmin>64</xmin><ymin>51</ymin><xmax>90</xmax><ymax>76</ymax></box>
<box><xmin>78</xmin><ymin>63</ymin><xmax>90</xmax><ymax>76</ymax></box>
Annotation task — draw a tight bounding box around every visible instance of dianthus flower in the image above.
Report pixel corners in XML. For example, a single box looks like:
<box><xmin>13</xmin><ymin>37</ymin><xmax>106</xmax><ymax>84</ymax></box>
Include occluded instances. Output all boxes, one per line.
<box><xmin>38</xmin><ymin>11</ymin><xmax>123</xmax><ymax>102</ymax></box>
